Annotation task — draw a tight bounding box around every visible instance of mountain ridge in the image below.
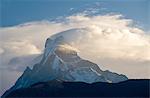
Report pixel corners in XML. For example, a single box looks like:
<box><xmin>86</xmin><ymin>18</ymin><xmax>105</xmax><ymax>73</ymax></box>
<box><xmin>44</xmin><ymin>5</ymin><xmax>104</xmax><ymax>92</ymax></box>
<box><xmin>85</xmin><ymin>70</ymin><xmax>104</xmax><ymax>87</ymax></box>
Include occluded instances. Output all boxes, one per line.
<box><xmin>4</xmin><ymin>79</ymin><xmax>150</xmax><ymax>97</ymax></box>
<box><xmin>2</xmin><ymin>31</ymin><xmax>128</xmax><ymax>97</ymax></box>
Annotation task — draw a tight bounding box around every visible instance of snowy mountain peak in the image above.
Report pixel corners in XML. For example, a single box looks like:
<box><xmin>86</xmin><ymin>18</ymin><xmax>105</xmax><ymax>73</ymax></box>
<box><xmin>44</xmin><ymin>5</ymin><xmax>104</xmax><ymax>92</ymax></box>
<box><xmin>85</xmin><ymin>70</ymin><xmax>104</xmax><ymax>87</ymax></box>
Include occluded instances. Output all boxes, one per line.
<box><xmin>45</xmin><ymin>36</ymin><xmax>65</xmax><ymax>48</ymax></box>
<box><xmin>6</xmin><ymin>32</ymin><xmax>128</xmax><ymax>92</ymax></box>
<box><xmin>43</xmin><ymin>36</ymin><xmax>68</xmax><ymax>60</ymax></box>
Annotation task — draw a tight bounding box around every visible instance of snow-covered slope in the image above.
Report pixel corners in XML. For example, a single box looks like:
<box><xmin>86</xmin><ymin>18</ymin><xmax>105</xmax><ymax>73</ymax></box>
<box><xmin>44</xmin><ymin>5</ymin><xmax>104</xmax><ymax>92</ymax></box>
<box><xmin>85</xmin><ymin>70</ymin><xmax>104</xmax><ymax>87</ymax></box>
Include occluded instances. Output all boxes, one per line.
<box><xmin>4</xmin><ymin>30</ymin><xmax>128</xmax><ymax>95</ymax></box>
<box><xmin>10</xmin><ymin>34</ymin><xmax>127</xmax><ymax>91</ymax></box>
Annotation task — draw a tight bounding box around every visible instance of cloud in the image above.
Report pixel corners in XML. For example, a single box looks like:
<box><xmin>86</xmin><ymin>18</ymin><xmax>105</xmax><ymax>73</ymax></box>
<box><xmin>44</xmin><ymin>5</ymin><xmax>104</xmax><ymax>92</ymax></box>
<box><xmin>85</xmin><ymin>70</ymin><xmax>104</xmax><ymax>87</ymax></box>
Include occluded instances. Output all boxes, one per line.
<box><xmin>0</xmin><ymin>69</ymin><xmax>22</xmax><ymax>96</ymax></box>
<box><xmin>0</xmin><ymin>13</ymin><xmax>150</xmax><ymax>95</ymax></box>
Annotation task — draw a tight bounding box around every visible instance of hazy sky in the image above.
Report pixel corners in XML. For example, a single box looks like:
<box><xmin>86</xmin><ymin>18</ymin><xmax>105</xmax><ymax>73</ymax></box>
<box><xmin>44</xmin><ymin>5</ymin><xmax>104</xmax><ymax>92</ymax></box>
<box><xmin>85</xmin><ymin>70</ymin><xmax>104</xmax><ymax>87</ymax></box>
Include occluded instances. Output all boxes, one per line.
<box><xmin>0</xmin><ymin>0</ymin><xmax>150</xmax><ymax>96</ymax></box>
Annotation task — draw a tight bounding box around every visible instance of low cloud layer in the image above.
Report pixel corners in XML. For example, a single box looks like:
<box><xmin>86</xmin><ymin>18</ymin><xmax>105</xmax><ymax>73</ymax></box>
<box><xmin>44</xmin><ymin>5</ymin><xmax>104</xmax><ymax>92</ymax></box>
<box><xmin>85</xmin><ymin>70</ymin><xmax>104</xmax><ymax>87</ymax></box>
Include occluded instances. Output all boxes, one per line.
<box><xmin>0</xmin><ymin>14</ymin><xmax>150</xmax><ymax>95</ymax></box>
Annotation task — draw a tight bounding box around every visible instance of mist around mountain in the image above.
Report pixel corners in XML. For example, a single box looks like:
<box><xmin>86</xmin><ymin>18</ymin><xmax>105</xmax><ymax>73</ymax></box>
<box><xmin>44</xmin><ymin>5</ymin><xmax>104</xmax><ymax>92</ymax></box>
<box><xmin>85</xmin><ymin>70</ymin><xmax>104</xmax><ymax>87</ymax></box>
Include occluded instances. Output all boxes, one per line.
<box><xmin>2</xmin><ymin>29</ymin><xmax>129</xmax><ymax>97</ymax></box>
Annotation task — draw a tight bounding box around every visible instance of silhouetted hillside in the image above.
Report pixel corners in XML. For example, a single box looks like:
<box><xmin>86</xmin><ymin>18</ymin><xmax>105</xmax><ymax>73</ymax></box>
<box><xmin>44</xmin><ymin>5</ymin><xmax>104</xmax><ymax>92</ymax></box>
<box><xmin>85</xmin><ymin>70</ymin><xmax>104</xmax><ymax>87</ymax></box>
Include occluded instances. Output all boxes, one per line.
<box><xmin>5</xmin><ymin>79</ymin><xmax>150</xmax><ymax>98</ymax></box>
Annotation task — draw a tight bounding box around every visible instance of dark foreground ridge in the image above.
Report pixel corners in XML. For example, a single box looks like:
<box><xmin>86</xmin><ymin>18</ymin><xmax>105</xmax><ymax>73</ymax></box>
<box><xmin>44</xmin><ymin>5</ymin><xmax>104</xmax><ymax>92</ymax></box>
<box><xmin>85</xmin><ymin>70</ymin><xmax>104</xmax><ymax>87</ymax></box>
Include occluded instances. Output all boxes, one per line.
<box><xmin>4</xmin><ymin>79</ymin><xmax>150</xmax><ymax>98</ymax></box>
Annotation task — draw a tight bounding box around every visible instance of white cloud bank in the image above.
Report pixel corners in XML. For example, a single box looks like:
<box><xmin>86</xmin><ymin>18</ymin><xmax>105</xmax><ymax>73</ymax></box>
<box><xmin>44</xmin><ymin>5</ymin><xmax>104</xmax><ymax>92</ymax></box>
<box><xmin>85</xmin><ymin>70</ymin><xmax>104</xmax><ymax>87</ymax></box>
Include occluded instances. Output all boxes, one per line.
<box><xmin>0</xmin><ymin>14</ymin><xmax>150</xmax><ymax>95</ymax></box>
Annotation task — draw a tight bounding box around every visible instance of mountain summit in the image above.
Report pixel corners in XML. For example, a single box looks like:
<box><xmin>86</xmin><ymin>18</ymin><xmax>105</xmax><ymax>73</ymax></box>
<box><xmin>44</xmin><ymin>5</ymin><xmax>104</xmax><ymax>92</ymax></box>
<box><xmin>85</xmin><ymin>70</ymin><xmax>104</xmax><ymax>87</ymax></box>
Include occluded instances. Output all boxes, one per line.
<box><xmin>2</xmin><ymin>30</ymin><xmax>128</xmax><ymax>97</ymax></box>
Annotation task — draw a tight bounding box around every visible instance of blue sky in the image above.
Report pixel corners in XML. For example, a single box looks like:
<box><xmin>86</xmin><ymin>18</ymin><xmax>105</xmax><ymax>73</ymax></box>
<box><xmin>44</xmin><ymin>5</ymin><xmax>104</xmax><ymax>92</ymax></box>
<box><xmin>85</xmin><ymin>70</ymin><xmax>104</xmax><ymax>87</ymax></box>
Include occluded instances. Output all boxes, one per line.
<box><xmin>1</xmin><ymin>0</ymin><xmax>149</xmax><ymax>30</ymax></box>
<box><xmin>0</xmin><ymin>0</ymin><xmax>150</xmax><ymax>95</ymax></box>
